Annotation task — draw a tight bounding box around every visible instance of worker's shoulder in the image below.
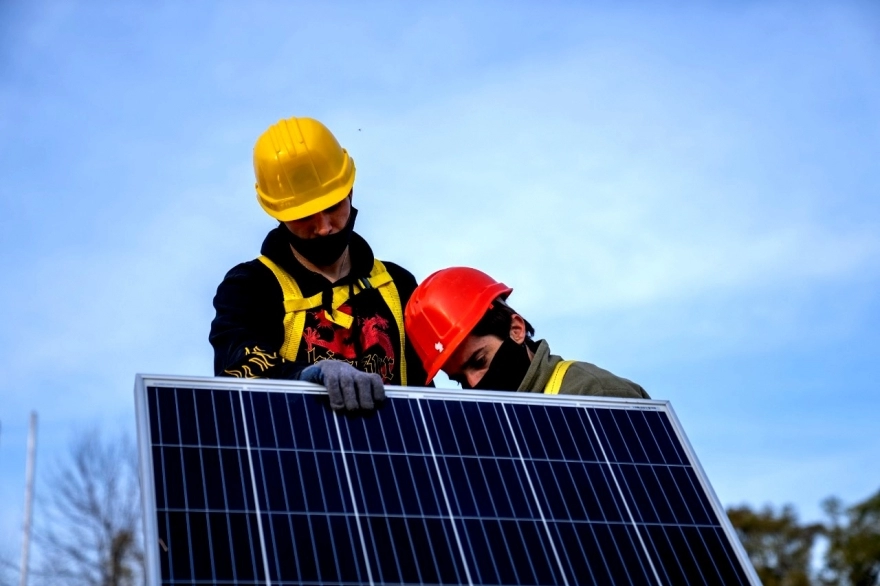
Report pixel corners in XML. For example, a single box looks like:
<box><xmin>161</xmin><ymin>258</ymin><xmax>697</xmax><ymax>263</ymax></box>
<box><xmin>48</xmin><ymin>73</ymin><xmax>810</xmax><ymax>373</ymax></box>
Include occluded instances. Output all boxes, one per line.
<box><xmin>214</xmin><ymin>258</ymin><xmax>279</xmax><ymax>304</ymax></box>
<box><xmin>566</xmin><ymin>360</ymin><xmax>621</xmax><ymax>380</ymax></box>
<box><xmin>563</xmin><ymin>360</ymin><xmax>650</xmax><ymax>399</ymax></box>
<box><xmin>377</xmin><ymin>259</ymin><xmax>417</xmax><ymax>284</ymax></box>
<box><xmin>220</xmin><ymin>257</ymin><xmax>275</xmax><ymax>282</ymax></box>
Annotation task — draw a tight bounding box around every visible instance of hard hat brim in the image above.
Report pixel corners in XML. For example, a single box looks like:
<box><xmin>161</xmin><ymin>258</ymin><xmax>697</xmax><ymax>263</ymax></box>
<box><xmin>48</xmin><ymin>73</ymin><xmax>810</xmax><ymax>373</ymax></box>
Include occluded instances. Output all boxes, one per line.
<box><xmin>256</xmin><ymin>174</ymin><xmax>354</xmax><ymax>222</ymax></box>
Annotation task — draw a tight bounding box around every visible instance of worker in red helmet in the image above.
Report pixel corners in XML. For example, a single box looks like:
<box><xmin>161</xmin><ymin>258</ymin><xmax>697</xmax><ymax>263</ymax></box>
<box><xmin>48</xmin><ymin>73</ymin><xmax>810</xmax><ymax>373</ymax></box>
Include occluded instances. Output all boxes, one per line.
<box><xmin>405</xmin><ymin>267</ymin><xmax>650</xmax><ymax>397</ymax></box>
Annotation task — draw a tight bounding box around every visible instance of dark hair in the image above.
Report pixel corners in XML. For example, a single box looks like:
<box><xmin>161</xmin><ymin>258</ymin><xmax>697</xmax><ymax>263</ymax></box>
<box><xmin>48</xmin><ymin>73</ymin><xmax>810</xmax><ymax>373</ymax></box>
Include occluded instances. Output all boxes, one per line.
<box><xmin>470</xmin><ymin>297</ymin><xmax>535</xmax><ymax>340</ymax></box>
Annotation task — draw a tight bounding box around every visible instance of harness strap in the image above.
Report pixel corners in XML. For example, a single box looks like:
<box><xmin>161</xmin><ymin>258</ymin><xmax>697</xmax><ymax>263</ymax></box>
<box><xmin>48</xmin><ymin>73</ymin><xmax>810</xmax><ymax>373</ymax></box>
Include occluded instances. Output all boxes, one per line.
<box><xmin>376</xmin><ymin>276</ymin><xmax>407</xmax><ymax>387</ymax></box>
<box><xmin>257</xmin><ymin>256</ymin><xmax>407</xmax><ymax>385</ymax></box>
<box><xmin>543</xmin><ymin>360</ymin><xmax>575</xmax><ymax>395</ymax></box>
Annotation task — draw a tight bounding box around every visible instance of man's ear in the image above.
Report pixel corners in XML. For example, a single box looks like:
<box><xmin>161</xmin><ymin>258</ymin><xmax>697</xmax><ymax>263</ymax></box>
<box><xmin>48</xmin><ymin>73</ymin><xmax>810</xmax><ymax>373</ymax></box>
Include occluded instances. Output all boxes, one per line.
<box><xmin>509</xmin><ymin>314</ymin><xmax>527</xmax><ymax>344</ymax></box>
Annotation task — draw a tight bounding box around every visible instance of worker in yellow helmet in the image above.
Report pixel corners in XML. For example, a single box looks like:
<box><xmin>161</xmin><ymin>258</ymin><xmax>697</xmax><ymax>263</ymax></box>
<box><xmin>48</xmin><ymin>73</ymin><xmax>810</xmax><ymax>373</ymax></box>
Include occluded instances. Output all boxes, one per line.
<box><xmin>405</xmin><ymin>267</ymin><xmax>650</xmax><ymax>398</ymax></box>
<box><xmin>210</xmin><ymin>117</ymin><xmax>428</xmax><ymax>410</ymax></box>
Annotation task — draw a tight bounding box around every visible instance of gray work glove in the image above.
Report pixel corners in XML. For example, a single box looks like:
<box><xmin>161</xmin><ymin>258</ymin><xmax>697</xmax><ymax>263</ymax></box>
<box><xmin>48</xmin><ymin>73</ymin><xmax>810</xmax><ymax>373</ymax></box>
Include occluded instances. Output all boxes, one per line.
<box><xmin>298</xmin><ymin>361</ymin><xmax>385</xmax><ymax>411</ymax></box>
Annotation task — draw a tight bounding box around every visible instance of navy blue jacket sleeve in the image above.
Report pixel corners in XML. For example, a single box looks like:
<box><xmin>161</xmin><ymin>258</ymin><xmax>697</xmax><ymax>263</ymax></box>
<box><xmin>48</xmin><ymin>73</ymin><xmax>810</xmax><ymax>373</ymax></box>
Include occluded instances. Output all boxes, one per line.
<box><xmin>209</xmin><ymin>260</ymin><xmax>307</xmax><ymax>379</ymax></box>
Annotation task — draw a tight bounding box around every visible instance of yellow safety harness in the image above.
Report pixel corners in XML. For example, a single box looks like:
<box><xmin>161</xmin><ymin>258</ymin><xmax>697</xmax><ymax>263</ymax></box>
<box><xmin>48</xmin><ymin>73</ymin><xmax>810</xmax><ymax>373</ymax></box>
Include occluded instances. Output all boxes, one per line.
<box><xmin>257</xmin><ymin>255</ymin><xmax>407</xmax><ymax>386</ymax></box>
<box><xmin>543</xmin><ymin>360</ymin><xmax>575</xmax><ymax>395</ymax></box>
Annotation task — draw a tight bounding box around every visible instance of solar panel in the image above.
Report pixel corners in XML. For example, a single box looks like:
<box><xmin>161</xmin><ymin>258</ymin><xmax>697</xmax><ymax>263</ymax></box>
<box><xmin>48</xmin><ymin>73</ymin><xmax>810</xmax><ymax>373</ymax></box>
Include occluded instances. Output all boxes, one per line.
<box><xmin>135</xmin><ymin>375</ymin><xmax>760</xmax><ymax>586</ymax></box>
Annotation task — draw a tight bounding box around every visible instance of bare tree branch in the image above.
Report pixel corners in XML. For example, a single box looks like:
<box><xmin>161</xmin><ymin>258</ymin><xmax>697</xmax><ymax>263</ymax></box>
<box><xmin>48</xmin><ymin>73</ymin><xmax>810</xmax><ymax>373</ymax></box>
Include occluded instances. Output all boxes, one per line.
<box><xmin>33</xmin><ymin>429</ymin><xmax>144</xmax><ymax>586</ymax></box>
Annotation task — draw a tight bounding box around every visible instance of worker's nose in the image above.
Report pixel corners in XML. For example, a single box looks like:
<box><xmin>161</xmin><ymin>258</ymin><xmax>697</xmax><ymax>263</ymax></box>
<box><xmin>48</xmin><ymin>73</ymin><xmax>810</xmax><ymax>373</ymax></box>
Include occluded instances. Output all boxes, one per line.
<box><xmin>466</xmin><ymin>371</ymin><xmax>484</xmax><ymax>389</ymax></box>
<box><xmin>313</xmin><ymin>212</ymin><xmax>334</xmax><ymax>236</ymax></box>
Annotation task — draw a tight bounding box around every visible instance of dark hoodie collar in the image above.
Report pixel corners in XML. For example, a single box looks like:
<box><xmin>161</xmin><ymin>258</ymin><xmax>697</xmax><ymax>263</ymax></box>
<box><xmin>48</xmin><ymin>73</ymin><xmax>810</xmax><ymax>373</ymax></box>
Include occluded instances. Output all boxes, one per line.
<box><xmin>260</xmin><ymin>223</ymin><xmax>376</xmax><ymax>298</ymax></box>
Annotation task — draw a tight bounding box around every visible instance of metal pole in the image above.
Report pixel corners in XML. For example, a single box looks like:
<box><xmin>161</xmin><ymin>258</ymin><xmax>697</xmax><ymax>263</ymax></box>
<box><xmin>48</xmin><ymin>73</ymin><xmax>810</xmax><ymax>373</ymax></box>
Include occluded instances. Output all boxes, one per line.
<box><xmin>19</xmin><ymin>412</ymin><xmax>37</xmax><ymax>586</ymax></box>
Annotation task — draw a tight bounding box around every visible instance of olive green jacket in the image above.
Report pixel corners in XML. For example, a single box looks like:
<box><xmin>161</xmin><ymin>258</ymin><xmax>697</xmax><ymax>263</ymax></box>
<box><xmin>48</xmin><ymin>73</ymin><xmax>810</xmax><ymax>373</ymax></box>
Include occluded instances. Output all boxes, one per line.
<box><xmin>517</xmin><ymin>340</ymin><xmax>650</xmax><ymax>399</ymax></box>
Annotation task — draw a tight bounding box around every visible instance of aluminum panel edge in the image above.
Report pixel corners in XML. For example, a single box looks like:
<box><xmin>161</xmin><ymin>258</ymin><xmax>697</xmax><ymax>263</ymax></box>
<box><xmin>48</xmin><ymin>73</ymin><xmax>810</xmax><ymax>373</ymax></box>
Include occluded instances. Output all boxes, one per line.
<box><xmin>662</xmin><ymin>402</ymin><xmax>762</xmax><ymax>586</ymax></box>
<box><xmin>134</xmin><ymin>374</ymin><xmax>161</xmax><ymax>586</ymax></box>
<box><xmin>139</xmin><ymin>374</ymin><xmax>665</xmax><ymax>411</ymax></box>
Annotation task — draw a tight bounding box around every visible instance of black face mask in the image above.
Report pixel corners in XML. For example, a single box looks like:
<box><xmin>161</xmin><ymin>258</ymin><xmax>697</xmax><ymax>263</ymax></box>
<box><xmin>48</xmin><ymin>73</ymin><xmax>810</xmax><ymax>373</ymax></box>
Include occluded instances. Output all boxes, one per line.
<box><xmin>285</xmin><ymin>207</ymin><xmax>358</xmax><ymax>267</ymax></box>
<box><xmin>470</xmin><ymin>336</ymin><xmax>532</xmax><ymax>391</ymax></box>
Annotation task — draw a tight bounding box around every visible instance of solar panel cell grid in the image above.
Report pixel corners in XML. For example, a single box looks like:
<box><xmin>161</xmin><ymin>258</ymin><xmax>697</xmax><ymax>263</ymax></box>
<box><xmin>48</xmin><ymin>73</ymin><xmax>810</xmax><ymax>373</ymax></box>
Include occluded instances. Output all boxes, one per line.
<box><xmin>139</xmin><ymin>380</ymin><xmax>758</xmax><ymax>586</ymax></box>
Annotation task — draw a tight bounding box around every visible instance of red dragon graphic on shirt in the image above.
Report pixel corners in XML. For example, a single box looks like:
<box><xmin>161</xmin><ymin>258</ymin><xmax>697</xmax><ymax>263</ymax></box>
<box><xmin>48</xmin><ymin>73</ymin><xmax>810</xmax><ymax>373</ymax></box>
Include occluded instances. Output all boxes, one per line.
<box><xmin>301</xmin><ymin>305</ymin><xmax>397</xmax><ymax>382</ymax></box>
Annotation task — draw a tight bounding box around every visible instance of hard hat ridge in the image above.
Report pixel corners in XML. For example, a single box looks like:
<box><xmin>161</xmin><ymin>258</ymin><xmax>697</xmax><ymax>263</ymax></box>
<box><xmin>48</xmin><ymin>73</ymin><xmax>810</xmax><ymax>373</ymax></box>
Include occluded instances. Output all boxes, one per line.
<box><xmin>253</xmin><ymin>117</ymin><xmax>356</xmax><ymax>221</ymax></box>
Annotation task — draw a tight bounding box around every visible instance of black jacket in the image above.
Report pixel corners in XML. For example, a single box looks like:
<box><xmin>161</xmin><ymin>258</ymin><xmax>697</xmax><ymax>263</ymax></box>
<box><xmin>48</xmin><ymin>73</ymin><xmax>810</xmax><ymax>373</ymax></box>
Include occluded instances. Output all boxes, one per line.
<box><xmin>210</xmin><ymin>224</ymin><xmax>428</xmax><ymax>385</ymax></box>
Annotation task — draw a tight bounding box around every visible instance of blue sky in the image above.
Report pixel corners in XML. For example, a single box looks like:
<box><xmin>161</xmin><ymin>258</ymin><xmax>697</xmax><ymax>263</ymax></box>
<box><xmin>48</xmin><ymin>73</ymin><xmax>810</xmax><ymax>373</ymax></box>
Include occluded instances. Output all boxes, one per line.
<box><xmin>1</xmin><ymin>0</ymin><xmax>878</xmax><ymax>557</ymax></box>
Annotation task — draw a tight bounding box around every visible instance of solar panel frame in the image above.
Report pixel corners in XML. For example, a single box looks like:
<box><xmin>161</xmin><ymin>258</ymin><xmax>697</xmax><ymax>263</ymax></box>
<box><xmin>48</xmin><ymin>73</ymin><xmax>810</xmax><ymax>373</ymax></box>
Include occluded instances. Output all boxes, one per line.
<box><xmin>135</xmin><ymin>373</ymin><xmax>761</xmax><ymax>586</ymax></box>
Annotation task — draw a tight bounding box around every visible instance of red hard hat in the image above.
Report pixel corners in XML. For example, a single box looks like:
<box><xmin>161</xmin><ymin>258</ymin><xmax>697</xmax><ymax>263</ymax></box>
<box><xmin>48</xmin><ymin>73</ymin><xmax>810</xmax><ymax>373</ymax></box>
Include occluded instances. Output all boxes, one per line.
<box><xmin>405</xmin><ymin>267</ymin><xmax>513</xmax><ymax>384</ymax></box>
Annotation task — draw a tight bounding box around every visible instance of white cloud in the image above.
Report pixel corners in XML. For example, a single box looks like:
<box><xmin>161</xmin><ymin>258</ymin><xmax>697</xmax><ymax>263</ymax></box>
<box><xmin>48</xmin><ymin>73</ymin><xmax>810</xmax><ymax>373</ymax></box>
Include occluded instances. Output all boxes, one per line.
<box><xmin>348</xmin><ymin>44</ymin><xmax>880</xmax><ymax>323</ymax></box>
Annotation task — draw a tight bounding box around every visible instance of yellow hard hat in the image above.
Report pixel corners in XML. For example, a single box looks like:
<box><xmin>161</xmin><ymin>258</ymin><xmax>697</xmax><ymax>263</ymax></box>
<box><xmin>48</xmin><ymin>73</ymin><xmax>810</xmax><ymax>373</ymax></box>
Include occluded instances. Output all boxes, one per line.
<box><xmin>253</xmin><ymin>117</ymin><xmax>356</xmax><ymax>221</ymax></box>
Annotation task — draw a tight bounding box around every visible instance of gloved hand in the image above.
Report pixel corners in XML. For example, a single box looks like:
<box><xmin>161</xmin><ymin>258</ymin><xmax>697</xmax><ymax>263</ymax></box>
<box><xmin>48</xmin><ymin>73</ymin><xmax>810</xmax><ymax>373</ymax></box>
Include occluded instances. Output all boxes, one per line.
<box><xmin>298</xmin><ymin>361</ymin><xmax>385</xmax><ymax>411</ymax></box>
